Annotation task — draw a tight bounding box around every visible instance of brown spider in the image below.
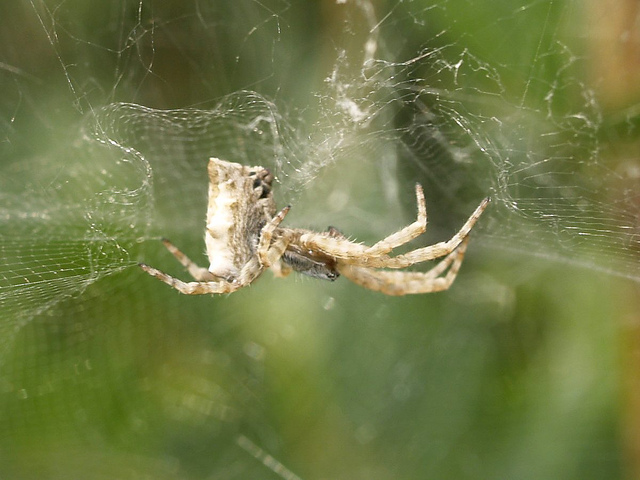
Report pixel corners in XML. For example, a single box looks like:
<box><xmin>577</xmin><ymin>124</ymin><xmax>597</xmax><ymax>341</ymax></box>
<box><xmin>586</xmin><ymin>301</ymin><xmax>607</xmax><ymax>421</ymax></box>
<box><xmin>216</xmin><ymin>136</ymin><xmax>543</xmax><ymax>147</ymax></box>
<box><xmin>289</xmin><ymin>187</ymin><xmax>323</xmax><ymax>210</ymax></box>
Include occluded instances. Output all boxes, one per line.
<box><xmin>139</xmin><ymin>158</ymin><xmax>489</xmax><ymax>296</ymax></box>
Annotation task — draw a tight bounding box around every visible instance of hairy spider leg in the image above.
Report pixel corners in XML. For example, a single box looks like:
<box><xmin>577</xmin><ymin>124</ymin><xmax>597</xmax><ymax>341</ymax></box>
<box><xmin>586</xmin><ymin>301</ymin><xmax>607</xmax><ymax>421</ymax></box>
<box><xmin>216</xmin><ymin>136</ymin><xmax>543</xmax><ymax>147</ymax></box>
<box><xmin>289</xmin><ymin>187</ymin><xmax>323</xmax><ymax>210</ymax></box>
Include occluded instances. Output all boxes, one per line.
<box><xmin>296</xmin><ymin>184</ymin><xmax>425</xmax><ymax>259</ymax></box>
<box><xmin>159</xmin><ymin>238</ymin><xmax>217</xmax><ymax>281</ymax></box>
<box><xmin>257</xmin><ymin>205</ymin><xmax>292</xmax><ymax>267</ymax></box>
<box><xmin>382</xmin><ymin>197</ymin><xmax>488</xmax><ymax>268</ymax></box>
<box><xmin>299</xmin><ymin>196</ymin><xmax>489</xmax><ymax>269</ymax></box>
<box><xmin>138</xmin><ymin>262</ymin><xmax>243</xmax><ymax>294</ymax></box>
<box><xmin>337</xmin><ymin>236</ymin><xmax>470</xmax><ymax>296</ymax></box>
<box><xmin>139</xmin><ymin>238</ymin><xmax>269</xmax><ymax>295</ymax></box>
<box><xmin>366</xmin><ymin>183</ymin><xmax>427</xmax><ymax>255</ymax></box>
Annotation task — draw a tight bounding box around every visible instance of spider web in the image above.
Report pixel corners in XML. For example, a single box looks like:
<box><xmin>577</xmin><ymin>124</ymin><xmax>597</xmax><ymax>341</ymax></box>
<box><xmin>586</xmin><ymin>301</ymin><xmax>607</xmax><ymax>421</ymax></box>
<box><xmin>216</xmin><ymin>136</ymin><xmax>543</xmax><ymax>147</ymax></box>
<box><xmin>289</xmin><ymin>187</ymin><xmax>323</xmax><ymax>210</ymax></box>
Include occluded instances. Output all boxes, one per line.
<box><xmin>0</xmin><ymin>0</ymin><xmax>634</xmax><ymax>478</ymax></box>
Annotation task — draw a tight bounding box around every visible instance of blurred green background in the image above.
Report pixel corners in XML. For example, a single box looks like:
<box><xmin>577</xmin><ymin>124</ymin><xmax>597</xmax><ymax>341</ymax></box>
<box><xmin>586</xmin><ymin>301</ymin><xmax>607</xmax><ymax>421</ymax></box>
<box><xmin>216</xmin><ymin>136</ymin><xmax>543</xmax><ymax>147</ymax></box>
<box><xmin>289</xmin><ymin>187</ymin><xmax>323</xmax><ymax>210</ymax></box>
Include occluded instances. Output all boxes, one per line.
<box><xmin>1</xmin><ymin>1</ymin><xmax>639</xmax><ymax>479</ymax></box>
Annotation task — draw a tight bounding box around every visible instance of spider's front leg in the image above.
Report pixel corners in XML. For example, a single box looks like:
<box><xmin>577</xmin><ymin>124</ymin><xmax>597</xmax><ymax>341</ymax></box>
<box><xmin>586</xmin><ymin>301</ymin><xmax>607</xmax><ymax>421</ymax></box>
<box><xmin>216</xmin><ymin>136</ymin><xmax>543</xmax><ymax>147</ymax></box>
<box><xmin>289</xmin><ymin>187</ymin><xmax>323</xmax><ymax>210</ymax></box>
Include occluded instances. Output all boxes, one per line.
<box><xmin>300</xmin><ymin>195</ymin><xmax>489</xmax><ymax>269</ymax></box>
<box><xmin>366</xmin><ymin>183</ymin><xmax>427</xmax><ymax>255</ymax></box>
<box><xmin>296</xmin><ymin>184</ymin><xmax>427</xmax><ymax>261</ymax></box>
<box><xmin>382</xmin><ymin>196</ymin><xmax>489</xmax><ymax>268</ymax></box>
<box><xmin>337</xmin><ymin>237</ymin><xmax>470</xmax><ymax>295</ymax></box>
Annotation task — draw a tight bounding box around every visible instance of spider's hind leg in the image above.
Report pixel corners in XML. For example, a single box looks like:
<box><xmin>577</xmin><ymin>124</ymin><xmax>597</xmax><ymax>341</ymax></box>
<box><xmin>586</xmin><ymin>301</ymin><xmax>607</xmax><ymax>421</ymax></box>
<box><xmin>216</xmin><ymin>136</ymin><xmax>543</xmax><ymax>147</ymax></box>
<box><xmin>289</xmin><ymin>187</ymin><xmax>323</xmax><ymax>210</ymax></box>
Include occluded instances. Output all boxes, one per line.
<box><xmin>138</xmin><ymin>262</ymin><xmax>241</xmax><ymax>295</ymax></box>
<box><xmin>160</xmin><ymin>238</ymin><xmax>216</xmax><ymax>281</ymax></box>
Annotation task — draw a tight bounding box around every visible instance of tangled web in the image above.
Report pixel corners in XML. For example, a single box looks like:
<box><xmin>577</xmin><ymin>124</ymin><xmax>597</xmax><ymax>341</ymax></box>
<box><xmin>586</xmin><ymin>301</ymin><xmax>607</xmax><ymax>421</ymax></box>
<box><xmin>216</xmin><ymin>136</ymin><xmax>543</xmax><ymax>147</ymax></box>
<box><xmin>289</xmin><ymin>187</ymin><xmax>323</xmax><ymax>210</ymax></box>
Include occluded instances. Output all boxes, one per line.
<box><xmin>2</xmin><ymin>1</ymin><xmax>637</xmax><ymax>343</ymax></box>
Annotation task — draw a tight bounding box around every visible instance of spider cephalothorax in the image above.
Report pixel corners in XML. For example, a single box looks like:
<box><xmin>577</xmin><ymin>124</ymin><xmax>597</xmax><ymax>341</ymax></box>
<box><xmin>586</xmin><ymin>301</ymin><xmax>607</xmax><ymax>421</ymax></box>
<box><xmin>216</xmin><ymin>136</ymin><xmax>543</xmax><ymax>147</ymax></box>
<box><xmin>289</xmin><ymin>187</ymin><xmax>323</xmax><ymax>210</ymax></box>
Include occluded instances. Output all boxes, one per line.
<box><xmin>139</xmin><ymin>157</ymin><xmax>489</xmax><ymax>295</ymax></box>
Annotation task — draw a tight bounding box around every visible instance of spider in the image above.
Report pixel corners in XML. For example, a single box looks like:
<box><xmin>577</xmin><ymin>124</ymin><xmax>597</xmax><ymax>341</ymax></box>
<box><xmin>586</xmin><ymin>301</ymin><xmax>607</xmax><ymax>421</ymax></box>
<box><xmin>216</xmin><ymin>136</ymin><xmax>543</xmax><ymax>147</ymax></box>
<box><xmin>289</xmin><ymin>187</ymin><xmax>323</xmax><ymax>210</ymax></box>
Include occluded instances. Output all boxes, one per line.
<box><xmin>139</xmin><ymin>158</ymin><xmax>489</xmax><ymax>296</ymax></box>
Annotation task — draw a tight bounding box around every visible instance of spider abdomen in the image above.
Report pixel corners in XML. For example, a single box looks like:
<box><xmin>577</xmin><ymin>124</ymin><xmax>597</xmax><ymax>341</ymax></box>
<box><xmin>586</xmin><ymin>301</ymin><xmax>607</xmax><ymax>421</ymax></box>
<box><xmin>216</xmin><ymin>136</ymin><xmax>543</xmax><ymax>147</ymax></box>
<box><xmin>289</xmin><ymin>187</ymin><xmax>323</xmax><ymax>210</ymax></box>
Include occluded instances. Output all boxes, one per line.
<box><xmin>205</xmin><ymin>158</ymin><xmax>277</xmax><ymax>280</ymax></box>
<box><xmin>205</xmin><ymin>181</ymin><xmax>241</xmax><ymax>278</ymax></box>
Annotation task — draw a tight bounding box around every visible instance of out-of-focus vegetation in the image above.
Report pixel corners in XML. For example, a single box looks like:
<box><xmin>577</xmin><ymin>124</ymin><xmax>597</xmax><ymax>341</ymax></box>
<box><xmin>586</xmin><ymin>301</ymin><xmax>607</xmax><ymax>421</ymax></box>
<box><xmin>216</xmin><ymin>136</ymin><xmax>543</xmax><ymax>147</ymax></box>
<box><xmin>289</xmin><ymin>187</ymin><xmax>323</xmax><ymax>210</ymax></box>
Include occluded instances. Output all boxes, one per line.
<box><xmin>1</xmin><ymin>1</ymin><xmax>638</xmax><ymax>479</ymax></box>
